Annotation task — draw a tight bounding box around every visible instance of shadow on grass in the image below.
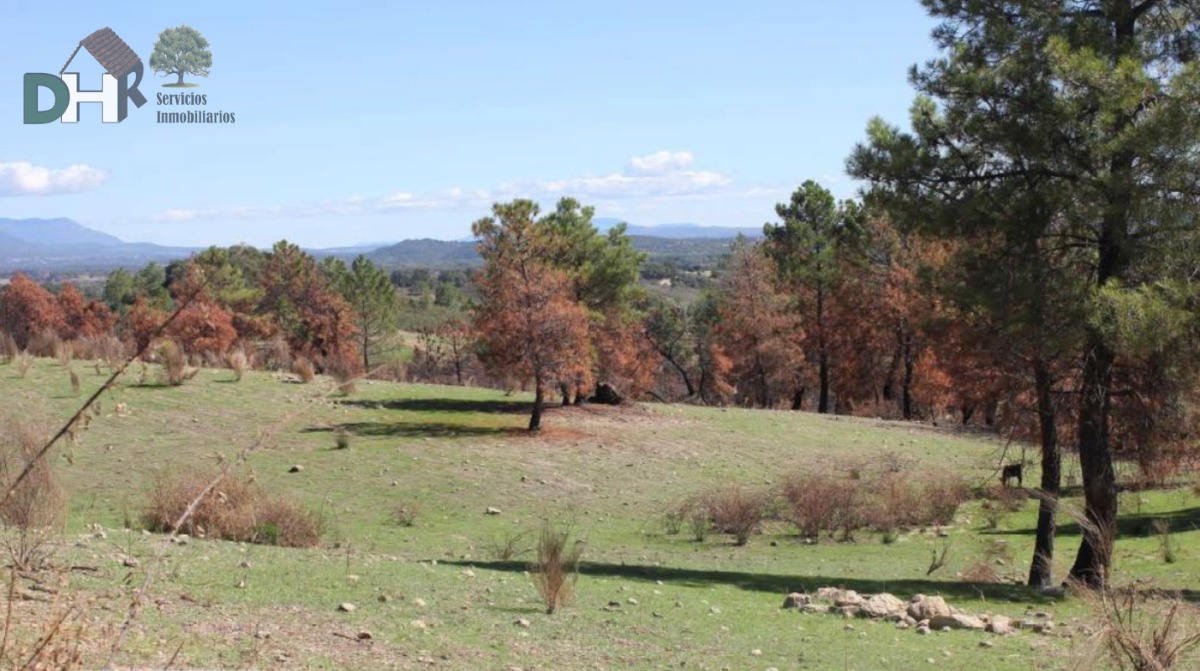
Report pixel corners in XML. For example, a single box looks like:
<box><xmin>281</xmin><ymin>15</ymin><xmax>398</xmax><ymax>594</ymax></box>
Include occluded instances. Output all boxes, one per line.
<box><xmin>989</xmin><ymin>506</ymin><xmax>1200</xmax><ymax>539</ymax></box>
<box><xmin>303</xmin><ymin>422</ymin><xmax>505</xmax><ymax>439</ymax></box>
<box><xmin>336</xmin><ymin>398</ymin><xmax>531</xmax><ymax>414</ymax></box>
<box><xmin>443</xmin><ymin>559</ymin><xmax>1060</xmax><ymax>604</ymax></box>
<box><xmin>446</xmin><ymin>559</ymin><xmax>1200</xmax><ymax>605</ymax></box>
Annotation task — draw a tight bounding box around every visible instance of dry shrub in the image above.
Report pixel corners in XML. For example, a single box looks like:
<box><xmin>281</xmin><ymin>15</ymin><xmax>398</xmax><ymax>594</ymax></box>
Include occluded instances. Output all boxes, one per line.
<box><xmin>922</xmin><ymin>475</ymin><xmax>971</xmax><ymax>526</ymax></box>
<box><xmin>157</xmin><ymin>340</ymin><xmax>188</xmax><ymax>386</ymax></box>
<box><xmin>0</xmin><ymin>331</ymin><xmax>18</xmax><ymax>364</ymax></box>
<box><xmin>27</xmin><ymin>331</ymin><xmax>60</xmax><ymax>358</ymax></box>
<box><xmin>704</xmin><ymin>487</ymin><xmax>767</xmax><ymax>546</ymax></box>
<box><xmin>531</xmin><ymin>521</ymin><xmax>583</xmax><ymax>614</ymax></box>
<box><xmin>327</xmin><ymin>357</ymin><xmax>359</xmax><ymax>396</ymax></box>
<box><xmin>252</xmin><ymin>497</ymin><xmax>324</xmax><ymax>548</ymax></box>
<box><xmin>54</xmin><ymin>341</ymin><xmax>72</xmax><ymax>367</ymax></box>
<box><xmin>15</xmin><ymin>351</ymin><xmax>33</xmax><ymax>379</ymax></box>
<box><xmin>292</xmin><ymin>357</ymin><xmax>315</xmax><ymax>384</ymax></box>
<box><xmin>779</xmin><ymin>468</ymin><xmax>970</xmax><ymax>541</ymax></box>
<box><xmin>962</xmin><ymin>560</ymin><xmax>1000</xmax><ymax>583</ymax></box>
<box><xmin>73</xmin><ymin>334</ymin><xmax>125</xmax><ymax>368</ymax></box>
<box><xmin>1073</xmin><ymin>587</ymin><xmax>1200</xmax><ymax>671</ymax></box>
<box><xmin>0</xmin><ymin>419</ymin><xmax>67</xmax><ymax>571</ymax></box>
<box><xmin>0</xmin><ymin>576</ymin><xmax>88</xmax><ymax>670</ymax></box>
<box><xmin>487</xmin><ymin>529</ymin><xmax>532</xmax><ymax>561</ymax></box>
<box><xmin>260</xmin><ymin>337</ymin><xmax>291</xmax><ymax>371</ymax></box>
<box><xmin>392</xmin><ymin>501</ymin><xmax>419</xmax><ymax>527</ymax></box>
<box><xmin>781</xmin><ymin>473</ymin><xmax>841</xmax><ymax>540</ymax></box>
<box><xmin>228</xmin><ymin>349</ymin><xmax>249</xmax><ymax>382</ymax></box>
<box><xmin>141</xmin><ymin>472</ymin><xmax>322</xmax><ymax>548</ymax></box>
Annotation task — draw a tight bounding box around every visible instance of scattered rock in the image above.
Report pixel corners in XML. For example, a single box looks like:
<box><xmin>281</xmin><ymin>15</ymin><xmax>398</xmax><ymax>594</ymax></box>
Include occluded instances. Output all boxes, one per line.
<box><xmin>288</xmin><ymin>465</ymin><xmax>304</xmax><ymax>473</ymax></box>
<box><xmin>860</xmin><ymin>593</ymin><xmax>906</xmax><ymax>619</ymax></box>
<box><xmin>122</xmin><ymin>557</ymin><xmax>139</xmax><ymax>568</ymax></box>
<box><xmin>917</xmin><ymin>625</ymin><xmax>931</xmax><ymax>636</ymax></box>
<box><xmin>338</xmin><ymin>603</ymin><xmax>357</xmax><ymax>613</ymax></box>
<box><xmin>750</xmin><ymin>649</ymin><xmax>762</xmax><ymax>656</ymax></box>
<box><xmin>801</xmin><ymin>604</ymin><xmax>831</xmax><ymax>615</ymax></box>
<box><xmin>908</xmin><ymin>595</ymin><xmax>953</xmax><ymax>621</ymax></box>
<box><xmin>929</xmin><ymin>614</ymin><xmax>986</xmax><ymax>631</ymax></box>
<box><xmin>783</xmin><ymin>592</ymin><xmax>810</xmax><ymax>609</ymax></box>
<box><xmin>979</xmin><ymin>640</ymin><xmax>994</xmax><ymax>648</ymax></box>
<box><xmin>485</xmin><ymin>507</ymin><xmax>502</xmax><ymax>515</ymax></box>
<box><xmin>410</xmin><ymin>619</ymin><xmax>427</xmax><ymax>630</ymax></box>
<box><xmin>515</xmin><ymin>618</ymin><xmax>531</xmax><ymax>628</ymax></box>
<box><xmin>414</xmin><ymin>598</ymin><xmax>427</xmax><ymax>608</ymax></box>
<box><xmin>986</xmin><ymin>615</ymin><xmax>1015</xmax><ymax>636</ymax></box>
<box><xmin>627</xmin><ymin>597</ymin><xmax>639</xmax><ymax>606</ymax></box>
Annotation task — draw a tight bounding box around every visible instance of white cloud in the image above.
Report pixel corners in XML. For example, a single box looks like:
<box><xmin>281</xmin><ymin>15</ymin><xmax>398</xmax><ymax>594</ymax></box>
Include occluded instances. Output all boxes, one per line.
<box><xmin>0</xmin><ymin>161</ymin><xmax>109</xmax><ymax>197</ymax></box>
<box><xmin>627</xmin><ymin>150</ymin><xmax>695</xmax><ymax>175</ymax></box>
<box><xmin>147</xmin><ymin>151</ymin><xmax>737</xmax><ymax>223</ymax></box>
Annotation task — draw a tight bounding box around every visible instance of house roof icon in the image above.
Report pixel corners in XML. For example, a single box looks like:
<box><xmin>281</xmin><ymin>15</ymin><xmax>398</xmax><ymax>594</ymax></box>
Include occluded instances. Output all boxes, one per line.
<box><xmin>59</xmin><ymin>28</ymin><xmax>141</xmax><ymax>79</ymax></box>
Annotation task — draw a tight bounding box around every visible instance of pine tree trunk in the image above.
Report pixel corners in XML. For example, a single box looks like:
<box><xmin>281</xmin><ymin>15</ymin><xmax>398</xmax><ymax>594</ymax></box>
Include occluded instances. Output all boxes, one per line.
<box><xmin>791</xmin><ymin>387</ymin><xmax>805</xmax><ymax>411</ymax></box>
<box><xmin>1070</xmin><ymin>337</ymin><xmax>1117</xmax><ymax>587</ymax></box>
<box><xmin>560</xmin><ymin>382</ymin><xmax>571</xmax><ymax>407</ymax></box>
<box><xmin>1029</xmin><ymin>359</ymin><xmax>1060</xmax><ymax>587</ymax></box>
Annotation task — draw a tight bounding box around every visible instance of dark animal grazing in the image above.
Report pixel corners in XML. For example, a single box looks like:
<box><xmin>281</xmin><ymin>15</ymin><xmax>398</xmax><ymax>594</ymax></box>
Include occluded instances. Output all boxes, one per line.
<box><xmin>1001</xmin><ymin>463</ymin><xmax>1023</xmax><ymax>488</ymax></box>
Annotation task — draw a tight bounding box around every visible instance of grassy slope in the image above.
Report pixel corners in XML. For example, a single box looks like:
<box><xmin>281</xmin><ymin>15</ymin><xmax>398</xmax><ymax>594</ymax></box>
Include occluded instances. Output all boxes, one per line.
<box><xmin>1</xmin><ymin>358</ymin><xmax>1196</xmax><ymax>670</ymax></box>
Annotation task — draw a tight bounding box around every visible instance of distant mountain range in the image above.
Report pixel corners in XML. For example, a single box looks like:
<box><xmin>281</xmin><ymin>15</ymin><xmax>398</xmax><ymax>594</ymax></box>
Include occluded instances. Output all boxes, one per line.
<box><xmin>593</xmin><ymin>218</ymin><xmax>763</xmax><ymax>239</ymax></box>
<box><xmin>0</xmin><ymin>217</ymin><xmax>753</xmax><ymax>273</ymax></box>
<box><xmin>0</xmin><ymin>218</ymin><xmax>196</xmax><ymax>273</ymax></box>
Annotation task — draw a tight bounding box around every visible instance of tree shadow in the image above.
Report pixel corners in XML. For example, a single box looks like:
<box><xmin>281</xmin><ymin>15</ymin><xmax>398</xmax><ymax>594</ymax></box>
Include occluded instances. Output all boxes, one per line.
<box><xmin>440</xmin><ymin>559</ymin><xmax>1064</xmax><ymax>604</ymax></box>
<box><xmin>989</xmin><ymin>506</ymin><xmax>1200</xmax><ymax>539</ymax></box>
<box><xmin>303</xmin><ymin>422</ymin><xmax>506</xmax><ymax>439</ymax></box>
<box><xmin>336</xmin><ymin>398</ymin><xmax>531</xmax><ymax>415</ymax></box>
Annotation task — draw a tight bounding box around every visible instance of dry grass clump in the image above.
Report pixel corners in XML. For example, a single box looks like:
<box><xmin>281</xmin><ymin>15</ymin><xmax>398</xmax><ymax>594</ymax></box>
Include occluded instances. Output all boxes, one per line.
<box><xmin>54</xmin><ymin>341</ymin><xmax>72</xmax><ymax>368</ymax></box>
<box><xmin>531</xmin><ymin>521</ymin><xmax>583</xmax><ymax>615</ymax></box>
<box><xmin>0</xmin><ymin>419</ymin><xmax>67</xmax><ymax>571</ymax></box>
<box><xmin>292</xmin><ymin>357</ymin><xmax>316</xmax><ymax>384</ymax></box>
<box><xmin>141</xmin><ymin>472</ymin><xmax>322</xmax><ymax>548</ymax></box>
<box><xmin>327</xmin><ymin>357</ymin><xmax>359</xmax><ymax>396</ymax></box>
<box><xmin>27</xmin><ymin>331</ymin><xmax>60</xmax><ymax>359</ymax></box>
<box><xmin>392</xmin><ymin>501</ymin><xmax>419</xmax><ymax>527</ymax></box>
<box><xmin>228</xmin><ymin>349</ymin><xmax>249</xmax><ymax>382</ymax></box>
<box><xmin>157</xmin><ymin>340</ymin><xmax>191</xmax><ymax>386</ymax></box>
<box><xmin>0</xmin><ymin>577</ymin><xmax>89</xmax><ymax>670</ymax></box>
<box><xmin>15</xmin><ymin>352</ymin><xmax>33</xmax><ymax>379</ymax></box>
<box><xmin>1072</xmin><ymin>586</ymin><xmax>1200</xmax><ymax>671</ymax></box>
<box><xmin>73</xmin><ymin>334</ymin><xmax>125</xmax><ymax>369</ymax></box>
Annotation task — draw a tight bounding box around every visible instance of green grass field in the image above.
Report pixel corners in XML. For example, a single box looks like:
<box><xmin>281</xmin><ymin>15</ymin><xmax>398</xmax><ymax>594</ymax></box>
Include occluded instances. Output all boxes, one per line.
<box><xmin>1</xmin><ymin>358</ymin><xmax>1196</xmax><ymax>670</ymax></box>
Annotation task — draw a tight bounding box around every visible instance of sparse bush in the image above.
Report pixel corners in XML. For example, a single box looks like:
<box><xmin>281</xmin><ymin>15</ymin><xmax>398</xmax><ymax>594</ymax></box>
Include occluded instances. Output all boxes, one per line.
<box><xmin>141</xmin><ymin>471</ymin><xmax>322</xmax><ymax>548</ymax></box>
<box><xmin>335</xmin><ymin>429</ymin><xmax>352</xmax><ymax>450</ymax></box>
<box><xmin>1154</xmin><ymin>520</ymin><xmax>1176</xmax><ymax>564</ymax></box>
<box><xmin>228</xmin><ymin>348</ymin><xmax>249</xmax><ymax>382</ymax></box>
<box><xmin>393</xmin><ymin>501</ymin><xmax>419</xmax><ymax>527</ymax></box>
<box><xmin>27</xmin><ymin>330</ymin><xmax>61</xmax><ymax>358</ymax></box>
<box><xmin>54</xmin><ymin>340</ymin><xmax>72</xmax><ymax>367</ymax></box>
<box><xmin>261</xmin><ymin>337</ymin><xmax>292</xmax><ymax>371</ymax></box>
<box><xmin>158</xmin><ymin>339</ymin><xmax>188</xmax><ymax>386</ymax></box>
<box><xmin>15</xmin><ymin>351</ymin><xmax>33</xmax><ymax>378</ymax></box>
<box><xmin>781</xmin><ymin>473</ymin><xmax>840</xmax><ymax>540</ymax></box>
<box><xmin>328</xmin><ymin>356</ymin><xmax>359</xmax><ymax>395</ymax></box>
<box><xmin>705</xmin><ymin>487</ymin><xmax>767</xmax><ymax>546</ymax></box>
<box><xmin>292</xmin><ymin>357</ymin><xmax>315</xmax><ymax>384</ymax></box>
<box><xmin>922</xmin><ymin>476</ymin><xmax>971</xmax><ymax>526</ymax></box>
<box><xmin>688</xmin><ymin>506</ymin><xmax>710</xmax><ymax>542</ymax></box>
<box><xmin>1074</xmin><ymin>587</ymin><xmax>1200</xmax><ymax>671</ymax></box>
<box><xmin>487</xmin><ymin>530</ymin><xmax>532</xmax><ymax>561</ymax></box>
<box><xmin>0</xmin><ymin>419</ymin><xmax>67</xmax><ymax>570</ymax></box>
<box><xmin>531</xmin><ymin>521</ymin><xmax>583</xmax><ymax>615</ymax></box>
<box><xmin>663</xmin><ymin>502</ymin><xmax>687</xmax><ymax>535</ymax></box>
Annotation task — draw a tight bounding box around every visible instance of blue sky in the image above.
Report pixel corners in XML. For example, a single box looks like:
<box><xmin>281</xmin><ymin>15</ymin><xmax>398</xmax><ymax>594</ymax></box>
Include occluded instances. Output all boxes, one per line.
<box><xmin>1</xmin><ymin>1</ymin><xmax>938</xmax><ymax>247</ymax></box>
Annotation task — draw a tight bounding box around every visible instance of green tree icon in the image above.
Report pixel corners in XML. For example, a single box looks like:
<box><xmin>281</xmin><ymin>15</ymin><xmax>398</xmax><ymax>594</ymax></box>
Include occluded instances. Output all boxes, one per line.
<box><xmin>150</xmin><ymin>25</ymin><xmax>212</xmax><ymax>87</ymax></box>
